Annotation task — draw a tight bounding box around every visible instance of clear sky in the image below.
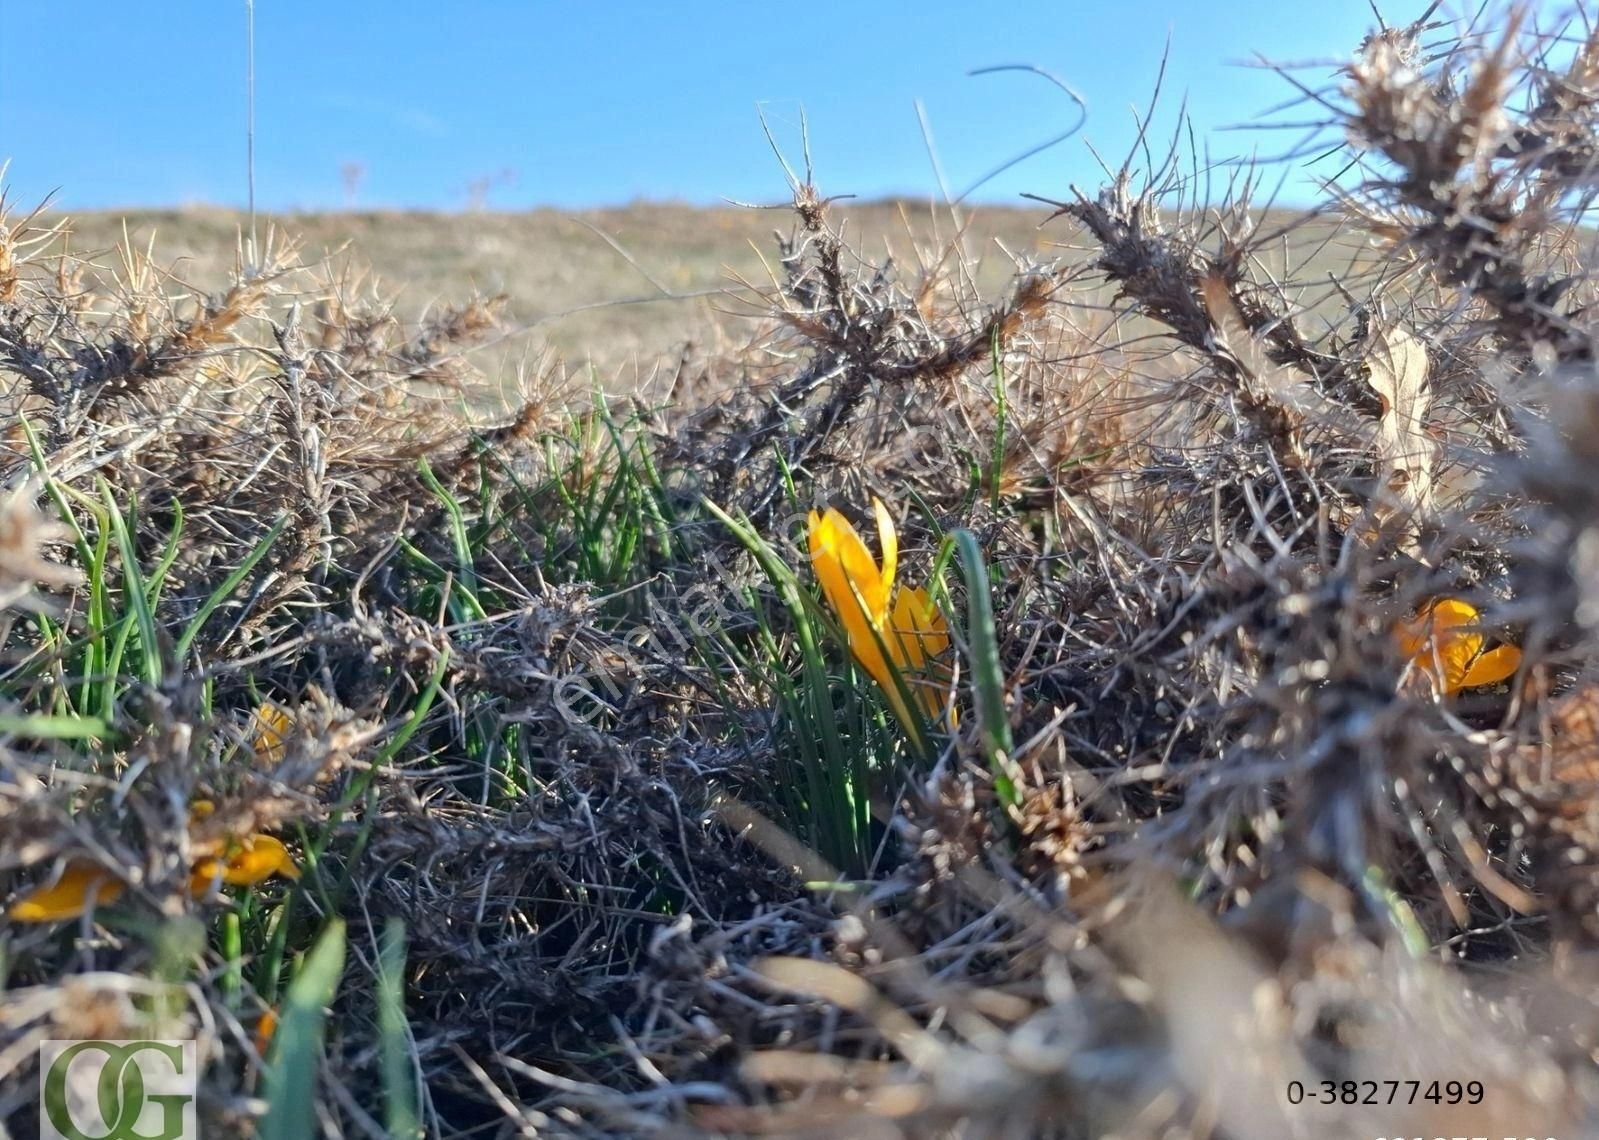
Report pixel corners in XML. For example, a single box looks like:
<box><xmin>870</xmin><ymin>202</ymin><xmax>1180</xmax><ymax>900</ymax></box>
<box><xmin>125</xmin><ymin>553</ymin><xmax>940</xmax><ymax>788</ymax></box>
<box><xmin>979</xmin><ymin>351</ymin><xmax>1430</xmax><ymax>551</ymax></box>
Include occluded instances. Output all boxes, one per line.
<box><xmin>0</xmin><ymin>1</ymin><xmax>1541</xmax><ymax>212</ymax></box>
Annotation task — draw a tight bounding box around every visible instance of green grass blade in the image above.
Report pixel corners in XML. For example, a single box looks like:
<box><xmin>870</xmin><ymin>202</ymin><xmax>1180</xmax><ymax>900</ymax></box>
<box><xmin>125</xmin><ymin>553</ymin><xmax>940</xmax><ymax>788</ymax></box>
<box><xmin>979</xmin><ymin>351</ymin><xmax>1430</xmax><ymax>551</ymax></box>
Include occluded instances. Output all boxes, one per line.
<box><xmin>19</xmin><ymin>416</ymin><xmax>93</xmax><ymax>566</ymax></box>
<box><xmin>0</xmin><ymin>712</ymin><xmax>110</xmax><ymax>740</ymax></box>
<box><xmin>144</xmin><ymin>499</ymin><xmax>184</xmax><ymax>610</ymax></box>
<box><xmin>417</xmin><ymin>457</ymin><xmax>485</xmax><ymax>619</ymax></box>
<box><xmin>98</xmin><ymin>478</ymin><xmax>162</xmax><ymax>687</ymax></box>
<box><xmin>81</xmin><ymin>504</ymin><xmax>113</xmax><ymax>715</ymax></box>
<box><xmin>261</xmin><ymin>919</ymin><xmax>347</xmax><ymax>1140</ymax></box>
<box><xmin>255</xmin><ymin>894</ymin><xmax>295</xmax><ymax>1006</ymax></box>
<box><xmin>173</xmin><ymin>513</ymin><xmax>288</xmax><ymax>661</ymax></box>
<box><xmin>379</xmin><ymin>917</ymin><xmax>421</xmax><ymax>1139</ymax></box>
<box><xmin>704</xmin><ymin>499</ymin><xmax>879</xmax><ymax>874</ymax></box>
<box><xmin>953</xmin><ymin>528</ymin><xmax>1018</xmax><ymax>806</ymax></box>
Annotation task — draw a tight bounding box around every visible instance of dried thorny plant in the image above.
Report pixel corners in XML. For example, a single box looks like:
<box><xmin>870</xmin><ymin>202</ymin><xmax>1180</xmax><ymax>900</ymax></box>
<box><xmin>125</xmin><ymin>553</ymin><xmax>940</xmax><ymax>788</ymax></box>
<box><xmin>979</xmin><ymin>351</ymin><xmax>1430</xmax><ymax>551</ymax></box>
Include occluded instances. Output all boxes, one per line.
<box><xmin>10</xmin><ymin>6</ymin><xmax>1599</xmax><ymax>1139</ymax></box>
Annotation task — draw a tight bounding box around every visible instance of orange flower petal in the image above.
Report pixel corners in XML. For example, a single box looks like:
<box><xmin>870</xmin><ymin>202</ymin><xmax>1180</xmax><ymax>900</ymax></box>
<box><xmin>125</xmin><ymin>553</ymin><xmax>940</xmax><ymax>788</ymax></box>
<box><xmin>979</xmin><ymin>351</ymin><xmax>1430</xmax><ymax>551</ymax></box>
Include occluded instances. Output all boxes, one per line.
<box><xmin>890</xmin><ymin>585</ymin><xmax>949</xmax><ymax>670</ymax></box>
<box><xmin>1426</xmin><ymin>597</ymin><xmax>1480</xmax><ymax>631</ymax></box>
<box><xmin>1398</xmin><ymin>597</ymin><xmax>1521</xmax><ymax>696</ymax></box>
<box><xmin>1395</xmin><ymin>617</ymin><xmax>1428</xmax><ymax>660</ymax></box>
<box><xmin>817</xmin><ymin>508</ymin><xmax>891</xmax><ymax>618</ymax></box>
<box><xmin>190</xmin><ymin>835</ymin><xmax>299</xmax><ymax>894</ymax></box>
<box><xmin>1396</xmin><ymin>597</ymin><xmax>1478</xmax><ymax>659</ymax></box>
<box><xmin>251</xmin><ymin>703</ymin><xmax>293</xmax><ymax>764</ymax></box>
<box><xmin>872</xmin><ymin>498</ymin><xmax>897</xmax><ymax>603</ymax></box>
<box><xmin>254</xmin><ymin>1007</ymin><xmax>278</xmax><ymax>1056</ymax></box>
<box><xmin>809</xmin><ymin>508</ymin><xmax>891</xmax><ymax>681</ymax></box>
<box><xmin>8</xmin><ymin>861</ymin><xmax>124</xmax><ymax>923</ymax></box>
<box><xmin>187</xmin><ymin>864</ymin><xmax>221</xmax><ymax>895</ymax></box>
<box><xmin>1437</xmin><ymin>631</ymin><xmax>1488</xmax><ymax>694</ymax></box>
<box><xmin>1460</xmin><ymin>643</ymin><xmax>1522</xmax><ymax>690</ymax></box>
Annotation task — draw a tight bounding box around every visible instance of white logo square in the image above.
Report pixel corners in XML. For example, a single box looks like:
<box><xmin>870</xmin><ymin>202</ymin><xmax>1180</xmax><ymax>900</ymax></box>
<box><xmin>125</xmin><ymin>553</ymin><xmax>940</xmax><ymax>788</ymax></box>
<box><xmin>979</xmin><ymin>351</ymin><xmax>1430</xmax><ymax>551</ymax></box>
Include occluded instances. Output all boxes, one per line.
<box><xmin>39</xmin><ymin>1039</ymin><xmax>198</xmax><ymax>1140</ymax></box>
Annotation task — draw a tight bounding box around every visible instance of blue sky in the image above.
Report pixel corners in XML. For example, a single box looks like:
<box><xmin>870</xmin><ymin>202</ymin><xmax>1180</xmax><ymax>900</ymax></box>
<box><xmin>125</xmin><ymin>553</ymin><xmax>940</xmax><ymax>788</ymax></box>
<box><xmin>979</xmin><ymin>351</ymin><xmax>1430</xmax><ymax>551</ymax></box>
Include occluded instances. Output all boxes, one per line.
<box><xmin>0</xmin><ymin>1</ymin><xmax>1530</xmax><ymax>211</ymax></box>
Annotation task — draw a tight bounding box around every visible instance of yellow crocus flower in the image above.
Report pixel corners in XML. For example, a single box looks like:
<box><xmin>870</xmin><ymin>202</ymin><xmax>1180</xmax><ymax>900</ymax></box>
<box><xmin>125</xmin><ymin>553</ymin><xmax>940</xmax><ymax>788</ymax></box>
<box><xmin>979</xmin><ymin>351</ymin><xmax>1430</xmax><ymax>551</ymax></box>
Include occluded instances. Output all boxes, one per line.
<box><xmin>1396</xmin><ymin>597</ymin><xmax>1522</xmax><ymax>696</ymax></box>
<box><xmin>10</xmin><ymin>786</ymin><xmax>301</xmax><ymax>924</ymax></box>
<box><xmin>189</xmin><ymin>834</ymin><xmax>301</xmax><ymax>895</ymax></box>
<box><xmin>808</xmin><ymin>501</ymin><xmax>951</xmax><ymax>740</ymax></box>
<box><xmin>6</xmin><ymin>860</ymin><xmax>124</xmax><ymax>923</ymax></box>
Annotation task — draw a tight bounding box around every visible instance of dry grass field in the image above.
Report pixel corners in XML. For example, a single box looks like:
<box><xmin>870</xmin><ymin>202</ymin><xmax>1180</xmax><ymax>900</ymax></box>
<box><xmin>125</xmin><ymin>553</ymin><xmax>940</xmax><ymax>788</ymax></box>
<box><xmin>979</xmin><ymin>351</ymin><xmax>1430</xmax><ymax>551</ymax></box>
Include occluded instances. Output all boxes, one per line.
<box><xmin>56</xmin><ymin>202</ymin><xmax>1059</xmax><ymax>379</ymax></box>
<box><xmin>54</xmin><ymin>201</ymin><xmax>1358</xmax><ymax>385</ymax></box>
<box><xmin>7</xmin><ymin>10</ymin><xmax>1599</xmax><ymax>1140</ymax></box>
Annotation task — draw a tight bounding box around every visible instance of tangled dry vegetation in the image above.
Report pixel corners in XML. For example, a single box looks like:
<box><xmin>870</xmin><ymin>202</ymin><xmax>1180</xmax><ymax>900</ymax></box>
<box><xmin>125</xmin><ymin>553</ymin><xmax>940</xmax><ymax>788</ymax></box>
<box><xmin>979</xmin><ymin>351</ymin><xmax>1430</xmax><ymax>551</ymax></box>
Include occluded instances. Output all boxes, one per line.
<box><xmin>9</xmin><ymin>8</ymin><xmax>1599</xmax><ymax>1138</ymax></box>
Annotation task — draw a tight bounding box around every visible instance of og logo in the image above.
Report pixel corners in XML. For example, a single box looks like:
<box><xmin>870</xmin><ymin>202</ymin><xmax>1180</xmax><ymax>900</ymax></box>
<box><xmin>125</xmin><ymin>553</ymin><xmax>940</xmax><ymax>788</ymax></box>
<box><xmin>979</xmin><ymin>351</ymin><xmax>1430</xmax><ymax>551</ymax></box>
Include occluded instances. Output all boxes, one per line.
<box><xmin>39</xmin><ymin>1041</ymin><xmax>197</xmax><ymax>1140</ymax></box>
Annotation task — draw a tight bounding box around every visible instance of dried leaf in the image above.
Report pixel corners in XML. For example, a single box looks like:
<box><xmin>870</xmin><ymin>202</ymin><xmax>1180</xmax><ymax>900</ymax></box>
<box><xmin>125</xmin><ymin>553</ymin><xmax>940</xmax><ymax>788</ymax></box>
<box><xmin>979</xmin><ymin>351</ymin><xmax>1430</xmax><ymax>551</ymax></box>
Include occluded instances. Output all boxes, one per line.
<box><xmin>1203</xmin><ymin>276</ymin><xmax>1328</xmax><ymax>426</ymax></box>
<box><xmin>1362</xmin><ymin>318</ymin><xmax>1437</xmax><ymax>526</ymax></box>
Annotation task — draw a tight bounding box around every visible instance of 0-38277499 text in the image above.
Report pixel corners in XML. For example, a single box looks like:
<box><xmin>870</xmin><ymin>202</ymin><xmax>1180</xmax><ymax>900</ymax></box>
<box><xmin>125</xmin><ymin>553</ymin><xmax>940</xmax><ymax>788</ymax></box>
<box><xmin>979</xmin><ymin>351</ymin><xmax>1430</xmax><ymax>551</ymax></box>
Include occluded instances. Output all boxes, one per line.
<box><xmin>1283</xmin><ymin>1081</ymin><xmax>1559</xmax><ymax>1140</ymax></box>
<box><xmin>1286</xmin><ymin>1079</ymin><xmax>1485</xmax><ymax>1107</ymax></box>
